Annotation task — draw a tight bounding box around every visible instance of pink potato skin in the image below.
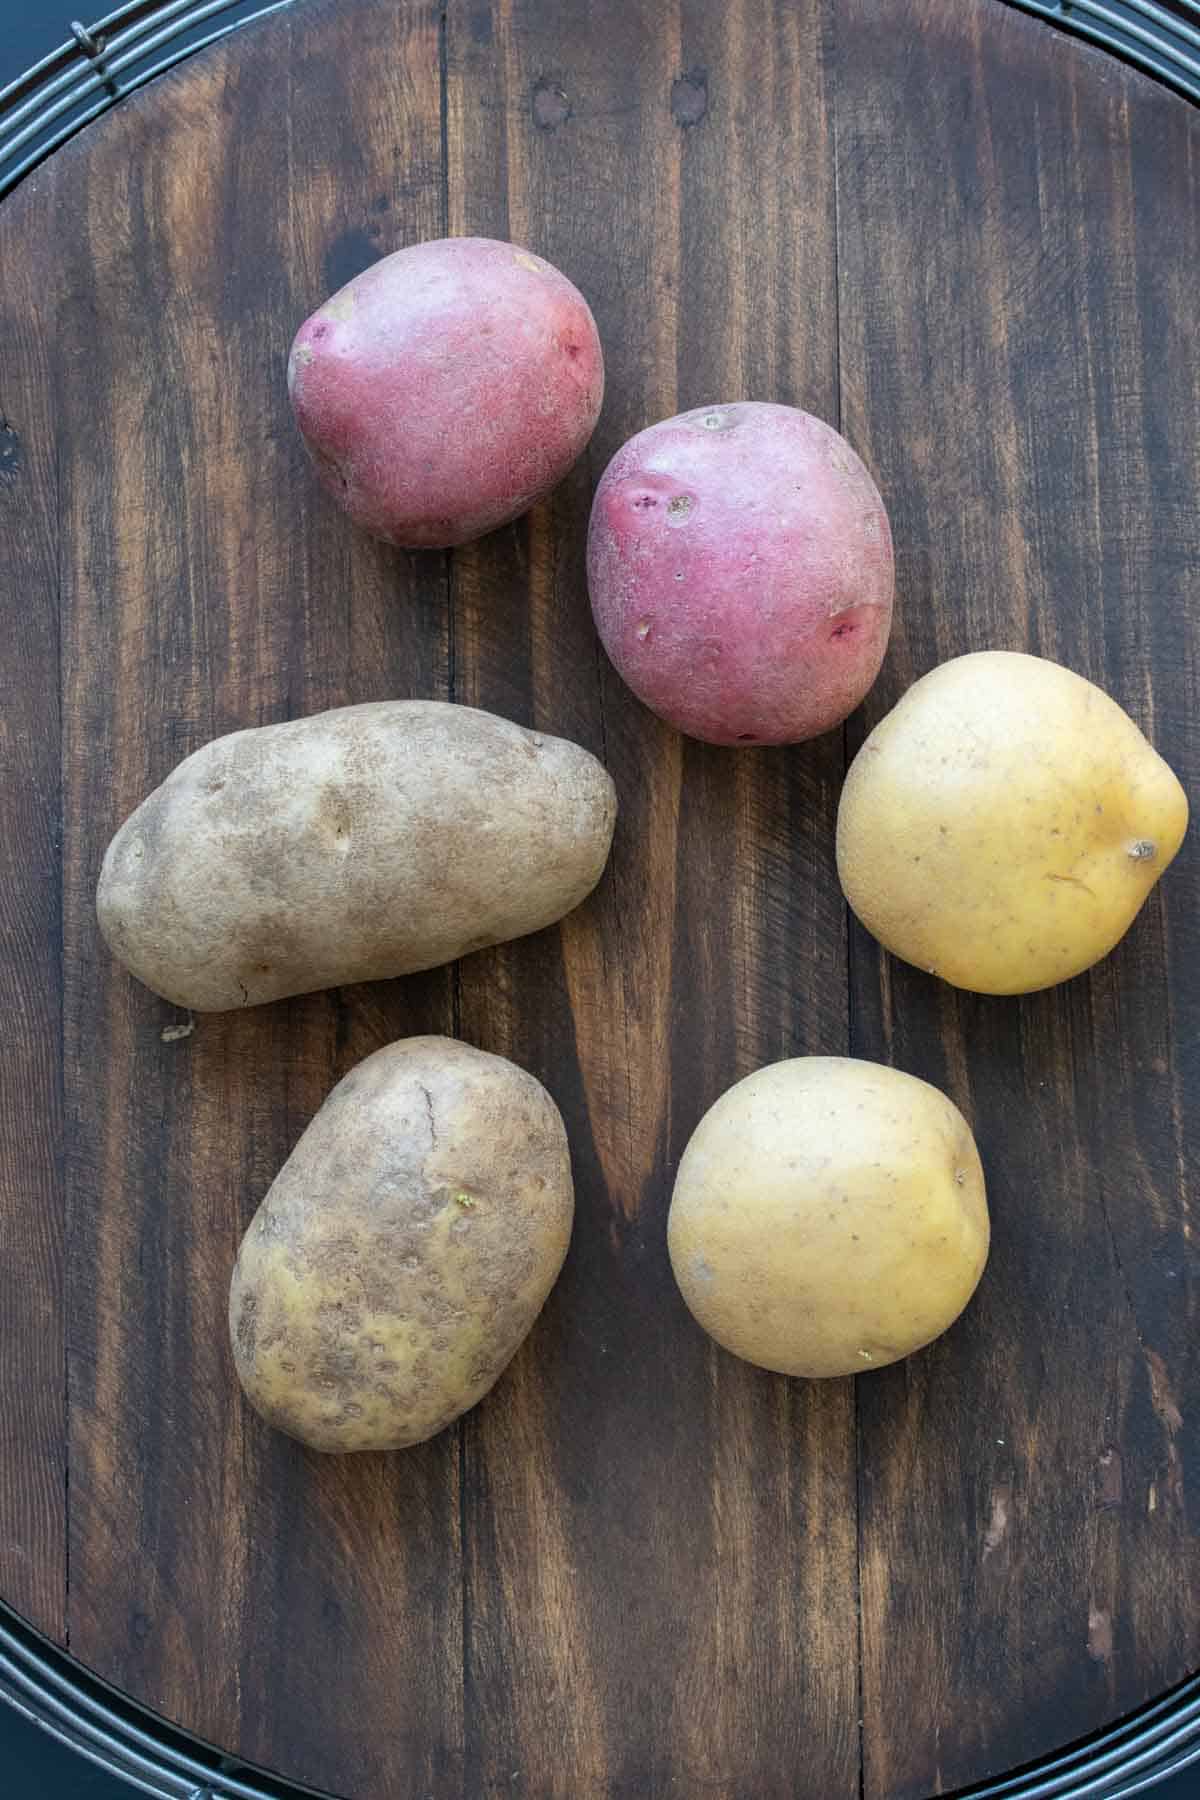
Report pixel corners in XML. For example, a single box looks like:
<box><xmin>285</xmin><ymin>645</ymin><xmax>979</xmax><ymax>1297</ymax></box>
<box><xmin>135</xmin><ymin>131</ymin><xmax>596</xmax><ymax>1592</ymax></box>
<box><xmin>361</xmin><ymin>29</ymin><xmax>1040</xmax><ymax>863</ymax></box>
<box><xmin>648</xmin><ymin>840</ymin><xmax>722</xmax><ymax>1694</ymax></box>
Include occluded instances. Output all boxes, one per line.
<box><xmin>288</xmin><ymin>237</ymin><xmax>604</xmax><ymax>549</ymax></box>
<box><xmin>586</xmin><ymin>403</ymin><xmax>894</xmax><ymax>745</ymax></box>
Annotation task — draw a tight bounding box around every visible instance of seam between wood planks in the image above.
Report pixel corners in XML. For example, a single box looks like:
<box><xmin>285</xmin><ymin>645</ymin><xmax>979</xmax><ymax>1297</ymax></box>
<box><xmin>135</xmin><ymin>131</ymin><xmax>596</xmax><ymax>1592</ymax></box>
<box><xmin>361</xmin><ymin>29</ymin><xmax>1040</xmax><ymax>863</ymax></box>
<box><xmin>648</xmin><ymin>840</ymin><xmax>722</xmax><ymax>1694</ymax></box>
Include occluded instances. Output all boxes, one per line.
<box><xmin>826</xmin><ymin>3</ymin><xmax>868</xmax><ymax>1795</ymax></box>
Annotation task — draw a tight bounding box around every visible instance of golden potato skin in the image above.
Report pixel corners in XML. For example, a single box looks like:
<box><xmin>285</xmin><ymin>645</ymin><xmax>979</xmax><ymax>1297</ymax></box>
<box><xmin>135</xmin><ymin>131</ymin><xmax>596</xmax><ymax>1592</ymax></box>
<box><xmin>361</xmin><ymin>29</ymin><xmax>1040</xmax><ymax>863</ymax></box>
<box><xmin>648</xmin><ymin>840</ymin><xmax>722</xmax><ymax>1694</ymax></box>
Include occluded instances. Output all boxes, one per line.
<box><xmin>837</xmin><ymin>652</ymin><xmax>1188</xmax><ymax>995</ymax></box>
<box><xmin>229</xmin><ymin>1037</ymin><xmax>573</xmax><ymax>1452</ymax></box>
<box><xmin>97</xmin><ymin>701</ymin><xmax>617</xmax><ymax>1011</ymax></box>
<box><xmin>667</xmin><ymin>1057</ymin><xmax>989</xmax><ymax>1379</ymax></box>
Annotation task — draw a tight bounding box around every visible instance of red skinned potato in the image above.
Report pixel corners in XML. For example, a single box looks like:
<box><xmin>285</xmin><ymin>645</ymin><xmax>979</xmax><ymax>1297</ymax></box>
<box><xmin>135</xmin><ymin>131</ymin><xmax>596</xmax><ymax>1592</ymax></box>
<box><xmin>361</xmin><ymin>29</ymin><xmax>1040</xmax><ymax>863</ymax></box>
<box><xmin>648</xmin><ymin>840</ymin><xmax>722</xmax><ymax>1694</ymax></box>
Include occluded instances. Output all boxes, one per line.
<box><xmin>288</xmin><ymin>237</ymin><xmax>604</xmax><ymax>548</ymax></box>
<box><xmin>587</xmin><ymin>402</ymin><xmax>894</xmax><ymax>745</ymax></box>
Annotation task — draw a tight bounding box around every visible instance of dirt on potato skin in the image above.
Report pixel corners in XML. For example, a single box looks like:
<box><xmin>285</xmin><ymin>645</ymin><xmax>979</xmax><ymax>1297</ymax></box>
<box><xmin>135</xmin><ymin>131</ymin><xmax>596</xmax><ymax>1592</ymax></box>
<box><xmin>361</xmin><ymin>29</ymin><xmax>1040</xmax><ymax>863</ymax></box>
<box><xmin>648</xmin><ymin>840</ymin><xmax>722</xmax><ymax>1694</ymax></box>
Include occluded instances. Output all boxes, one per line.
<box><xmin>229</xmin><ymin>1036</ymin><xmax>574</xmax><ymax>1453</ymax></box>
<box><xmin>97</xmin><ymin>700</ymin><xmax>617</xmax><ymax>1012</ymax></box>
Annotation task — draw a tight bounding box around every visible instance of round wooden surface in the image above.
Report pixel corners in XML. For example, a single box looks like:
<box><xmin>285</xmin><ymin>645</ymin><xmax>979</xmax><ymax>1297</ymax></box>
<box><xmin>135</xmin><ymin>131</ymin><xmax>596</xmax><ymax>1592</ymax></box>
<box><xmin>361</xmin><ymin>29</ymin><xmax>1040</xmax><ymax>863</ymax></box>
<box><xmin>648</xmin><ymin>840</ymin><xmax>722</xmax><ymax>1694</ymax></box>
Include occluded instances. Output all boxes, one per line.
<box><xmin>1</xmin><ymin>0</ymin><xmax>1197</xmax><ymax>1795</ymax></box>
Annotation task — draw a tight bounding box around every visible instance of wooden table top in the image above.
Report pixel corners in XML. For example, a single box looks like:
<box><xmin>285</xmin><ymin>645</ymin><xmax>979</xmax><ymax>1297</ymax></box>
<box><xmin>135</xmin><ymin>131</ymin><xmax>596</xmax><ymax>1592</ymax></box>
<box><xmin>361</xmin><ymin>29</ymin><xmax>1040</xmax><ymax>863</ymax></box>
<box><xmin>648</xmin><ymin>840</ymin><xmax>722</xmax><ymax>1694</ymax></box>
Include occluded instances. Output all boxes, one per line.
<box><xmin>0</xmin><ymin>0</ymin><xmax>1196</xmax><ymax>1794</ymax></box>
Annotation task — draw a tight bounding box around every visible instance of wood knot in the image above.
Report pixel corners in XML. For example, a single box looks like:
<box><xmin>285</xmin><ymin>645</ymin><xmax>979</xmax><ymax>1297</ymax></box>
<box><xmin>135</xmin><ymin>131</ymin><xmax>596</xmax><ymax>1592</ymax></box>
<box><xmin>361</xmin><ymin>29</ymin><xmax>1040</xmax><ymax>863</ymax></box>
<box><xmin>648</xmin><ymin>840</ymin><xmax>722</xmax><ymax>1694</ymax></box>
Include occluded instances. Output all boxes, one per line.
<box><xmin>532</xmin><ymin>78</ymin><xmax>572</xmax><ymax>130</ymax></box>
<box><xmin>0</xmin><ymin>419</ymin><xmax>22</xmax><ymax>485</ymax></box>
<box><xmin>322</xmin><ymin>228</ymin><xmax>380</xmax><ymax>293</ymax></box>
<box><xmin>671</xmin><ymin>71</ymin><xmax>708</xmax><ymax>127</ymax></box>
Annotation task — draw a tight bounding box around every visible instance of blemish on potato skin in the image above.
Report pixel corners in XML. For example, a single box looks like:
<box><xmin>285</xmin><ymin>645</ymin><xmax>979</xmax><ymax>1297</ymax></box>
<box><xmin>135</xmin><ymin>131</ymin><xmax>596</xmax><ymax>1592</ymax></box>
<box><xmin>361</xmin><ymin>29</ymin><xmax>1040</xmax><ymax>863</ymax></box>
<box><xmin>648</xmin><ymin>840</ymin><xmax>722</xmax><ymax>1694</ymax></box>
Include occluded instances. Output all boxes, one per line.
<box><xmin>1045</xmin><ymin>871</ymin><xmax>1097</xmax><ymax>898</ymax></box>
<box><xmin>322</xmin><ymin>288</ymin><xmax>358</xmax><ymax>324</ymax></box>
<box><xmin>230</xmin><ymin>1039</ymin><xmax>573</xmax><ymax>1452</ymax></box>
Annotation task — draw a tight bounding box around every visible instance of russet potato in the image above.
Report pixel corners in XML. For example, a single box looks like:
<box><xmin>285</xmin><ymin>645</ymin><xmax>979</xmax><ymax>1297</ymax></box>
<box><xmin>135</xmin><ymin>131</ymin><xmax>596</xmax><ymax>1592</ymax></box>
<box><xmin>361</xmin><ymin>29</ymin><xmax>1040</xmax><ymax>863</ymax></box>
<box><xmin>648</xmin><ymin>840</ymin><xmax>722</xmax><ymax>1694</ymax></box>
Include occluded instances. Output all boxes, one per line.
<box><xmin>97</xmin><ymin>700</ymin><xmax>616</xmax><ymax>1011</ymax></box>
<box><xmin>229</xmin><ymin>1037</ymin><xmax>574</xmax><ymax>1452</ymax></box>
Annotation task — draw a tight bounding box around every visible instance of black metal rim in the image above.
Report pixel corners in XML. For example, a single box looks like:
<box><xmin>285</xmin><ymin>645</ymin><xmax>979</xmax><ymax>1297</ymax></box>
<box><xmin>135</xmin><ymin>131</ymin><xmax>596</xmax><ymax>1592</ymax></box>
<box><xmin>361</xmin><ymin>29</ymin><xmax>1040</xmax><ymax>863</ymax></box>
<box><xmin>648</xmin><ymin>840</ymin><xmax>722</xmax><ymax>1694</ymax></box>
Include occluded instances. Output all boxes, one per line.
<box><xmin>2</xmin><ymin>0</ymin><xmax>1196</xmax><ymax>197</ymax></box>
<box><xmin>1</xmin><ymin>1</ymin><xmax>1198</xmax><ymax>1796</ymax></box>
<box><xmin>0</xmin><ymin>1</ymin><xmax>292</xmax><ymax>201</ymax></box>
<box><xmin>2</xmin><ymin>1595</ymin><xmax>1200</xmax><ymax>1800</ymax></box>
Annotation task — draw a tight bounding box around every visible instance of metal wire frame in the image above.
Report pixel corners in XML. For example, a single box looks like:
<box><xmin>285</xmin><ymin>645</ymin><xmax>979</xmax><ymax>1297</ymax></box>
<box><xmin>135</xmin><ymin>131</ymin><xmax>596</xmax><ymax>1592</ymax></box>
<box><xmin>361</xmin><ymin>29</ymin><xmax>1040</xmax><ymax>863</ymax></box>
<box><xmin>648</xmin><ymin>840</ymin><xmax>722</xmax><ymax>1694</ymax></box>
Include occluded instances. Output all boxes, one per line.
<box><xmin>1</xmin><ymin>0</ymin><xmax>1199</xmax><ymax>199</ymax></box>
<box><xmin>1</xmin><ymin>0</ymin><xmax>1198</xmax><ymax>1795</ymax></box>
<box><xmin>0</xmin><ymin>1</ymin><xmax>292</xmax><ymax>199</ymax></box>
<box><xmin>1011</xmin><ymin>0</ymin><xmax>1200</xmax><ymax>99</ymax></box>
<box><xmin>2</xmin><ymin>1593</ymin><xmax>1200</xmax><ymax>1798</ymax></box>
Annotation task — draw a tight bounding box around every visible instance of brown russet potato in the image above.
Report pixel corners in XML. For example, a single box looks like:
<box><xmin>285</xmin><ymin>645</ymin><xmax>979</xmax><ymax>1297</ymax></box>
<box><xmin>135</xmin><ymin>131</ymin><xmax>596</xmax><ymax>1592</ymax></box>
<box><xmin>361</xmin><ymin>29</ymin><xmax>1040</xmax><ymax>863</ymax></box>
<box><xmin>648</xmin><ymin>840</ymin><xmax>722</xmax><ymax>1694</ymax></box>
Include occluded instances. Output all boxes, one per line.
<box><xmin>97</xmin><ymin>700</ymin><xmax>617</xmax><ymax>1011</ymax></box>
<box><xmin>229</xmin><ymin>1036</ymin><xmax>574</xmax><ymax>1452</ymax></box>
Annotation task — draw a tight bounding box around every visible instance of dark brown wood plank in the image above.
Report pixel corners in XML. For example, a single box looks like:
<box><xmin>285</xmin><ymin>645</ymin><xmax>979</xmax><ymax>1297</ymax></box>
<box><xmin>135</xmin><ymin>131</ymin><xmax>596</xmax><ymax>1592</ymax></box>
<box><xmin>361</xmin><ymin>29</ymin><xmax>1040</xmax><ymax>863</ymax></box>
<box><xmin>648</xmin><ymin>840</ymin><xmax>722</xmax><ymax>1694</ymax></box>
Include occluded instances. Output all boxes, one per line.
<box><xmin>834</xmin><ymin>2</ymin><xmax>1200</xmax><ymax>1793</ymax></box>
<box><xmin>447</xmin><ymin>2</ymin><xmax>858</xmax><ymax>1794</ymax></box>
<box><xmin>55</xmin><ymin>5</ymin><xmax>462</xmax><ymax>1794</ymax></box>
<box><xmin>0</xmin><ymin>173</ymin><xmax>66</xmax><ymax>1644</ymax></box>
<box><xmin>0</xmin><ymin>0</ymin><xmax>1196</xmax><ymax>1794</ymax></box>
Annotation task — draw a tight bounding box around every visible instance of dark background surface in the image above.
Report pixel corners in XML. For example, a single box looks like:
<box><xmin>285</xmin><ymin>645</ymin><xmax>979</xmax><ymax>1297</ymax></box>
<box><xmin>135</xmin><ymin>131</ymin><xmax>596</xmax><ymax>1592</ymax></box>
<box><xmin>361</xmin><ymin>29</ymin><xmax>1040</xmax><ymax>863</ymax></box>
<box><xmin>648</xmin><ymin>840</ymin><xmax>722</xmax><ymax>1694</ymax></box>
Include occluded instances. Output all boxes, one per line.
<box><xmin>0</xmin><ymin>4</ymin><xmax>63</xmax><ymax>86</ymax></box>
<box><xmin>1</xmin><ymin>4</ymin><xmax>1198</xmax><ymax>1798</ymax></box>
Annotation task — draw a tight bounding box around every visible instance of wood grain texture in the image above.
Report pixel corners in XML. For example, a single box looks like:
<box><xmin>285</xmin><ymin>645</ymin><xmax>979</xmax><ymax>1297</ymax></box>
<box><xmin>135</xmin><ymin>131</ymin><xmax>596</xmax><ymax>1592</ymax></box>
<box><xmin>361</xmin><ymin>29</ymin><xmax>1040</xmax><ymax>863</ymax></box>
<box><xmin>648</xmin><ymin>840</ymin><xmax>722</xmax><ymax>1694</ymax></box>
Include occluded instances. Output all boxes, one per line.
<box><xmin>51</xmin><ymin>6</ymin><xmax>462</xmax><ymax>1795</ymax></box>
<box><xmin>0</xmin><ymin>176</ymin><xmax>65</xmax><ymax>1644</ymax></box>
<box><xmin>834</xmin><ymin>3</ymin><xmax>1200</xmax><ymax>1795</ymax></box>
<box><xmin>0</xmin><ymin>0</ymin><xmax>1195</xmax><ymax>1795</ymax></box>
<box><xmin>446</xmin><ymin>2</ymin><xmax>856</xmax><ymax>1794</ymax></box>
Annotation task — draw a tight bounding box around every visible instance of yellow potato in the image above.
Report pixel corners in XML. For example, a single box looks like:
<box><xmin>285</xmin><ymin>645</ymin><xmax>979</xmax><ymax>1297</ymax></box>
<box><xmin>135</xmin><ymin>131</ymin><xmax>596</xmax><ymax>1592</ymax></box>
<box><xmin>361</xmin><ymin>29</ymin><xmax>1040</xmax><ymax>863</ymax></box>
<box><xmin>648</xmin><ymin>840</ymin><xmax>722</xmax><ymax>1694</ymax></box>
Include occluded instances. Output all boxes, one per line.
<box><xmin>837</xmin><ymin>651</ymin><xmax>1187</xmax><ymax>994</ymax></box>
<box><xmin>667</xmin><ymin>1057</ymin><xmax>988</xmax><ymax>1378</ymax></box>
<box><xmin>229</xmin><ymin>1036</ymin><xmax>573</xmax><ymax>1451</ymax></box>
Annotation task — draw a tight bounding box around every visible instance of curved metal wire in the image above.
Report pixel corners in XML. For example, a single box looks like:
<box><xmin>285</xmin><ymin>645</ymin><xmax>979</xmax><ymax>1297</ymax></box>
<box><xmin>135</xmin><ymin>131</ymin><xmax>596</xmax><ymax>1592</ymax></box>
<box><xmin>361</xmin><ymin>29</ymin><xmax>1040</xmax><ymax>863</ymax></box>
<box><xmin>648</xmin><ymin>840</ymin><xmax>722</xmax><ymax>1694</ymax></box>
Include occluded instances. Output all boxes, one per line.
<box><xmin>0</xmin><ymin>1</ymin><xmax>294</xmax><ymax>198</ymax></box>
<box><xmin>2</xmin><ymin>0</ymin><xmax>1199</xmax><ymax>199</ymax></box>
<box><xmin>1008</xmin><ymin>0</ymin><xmax>1200</xmax><ymax>101</ymax></box>
<box><xmin>0</xmin><ymin>1601</ymin><xmax>316</xmax><ymax>1798</ymax></box>
<box><xmin>3</xmin><ymin>1589</ymin><xmax>1200</xmax><ymax>1799</ymax></box>
<box><xmin>0</xmin><ymin>1</ymin><xmax>1198</xmax><ymax>1797</ymax></box>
